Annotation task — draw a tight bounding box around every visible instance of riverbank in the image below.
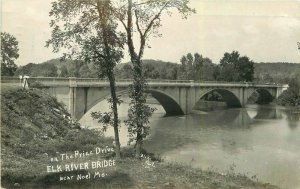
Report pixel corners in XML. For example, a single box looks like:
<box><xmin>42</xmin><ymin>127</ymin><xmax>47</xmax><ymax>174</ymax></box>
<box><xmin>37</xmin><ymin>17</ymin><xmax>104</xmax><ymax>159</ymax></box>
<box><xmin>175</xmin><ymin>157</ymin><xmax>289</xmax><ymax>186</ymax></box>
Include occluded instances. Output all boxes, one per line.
<box><xmin>2</xmin><ymin>152</ymin><xmax>279</xmax><ymax>189</ymax></box>
<box><xmin>1</xmin><ymin>88</ymin><xmax>279</xmax><ymax>188</ymax></box>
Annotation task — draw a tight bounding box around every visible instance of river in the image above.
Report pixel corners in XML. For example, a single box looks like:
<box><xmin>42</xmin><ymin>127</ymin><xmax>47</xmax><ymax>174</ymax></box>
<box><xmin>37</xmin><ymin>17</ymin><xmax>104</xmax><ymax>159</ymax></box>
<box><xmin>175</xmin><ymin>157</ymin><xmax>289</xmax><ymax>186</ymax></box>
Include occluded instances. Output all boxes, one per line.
<box><xmin>79</xmin><ymin>99</ymin><xmax>300</xmax><ymax>189</ymax></box>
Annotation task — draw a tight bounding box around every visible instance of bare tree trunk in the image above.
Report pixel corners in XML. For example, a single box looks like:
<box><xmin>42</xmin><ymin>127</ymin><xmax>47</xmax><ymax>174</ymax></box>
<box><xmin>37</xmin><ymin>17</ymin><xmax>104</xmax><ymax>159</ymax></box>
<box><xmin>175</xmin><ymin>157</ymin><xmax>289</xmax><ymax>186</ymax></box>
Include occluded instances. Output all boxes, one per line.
<box><xmin>97</xmin><ymin>0</ymin><xmax>122</xmax><ymax>159</ymax></box>
<box><xmin>135</xmin><ymin>131</ymin><xmax>142</xmax><ymax>158</ymax></box>
<box><xmin>107</xmin><ymin>72</ymin><xmax>121</xmax><ymax>159</ymax></box>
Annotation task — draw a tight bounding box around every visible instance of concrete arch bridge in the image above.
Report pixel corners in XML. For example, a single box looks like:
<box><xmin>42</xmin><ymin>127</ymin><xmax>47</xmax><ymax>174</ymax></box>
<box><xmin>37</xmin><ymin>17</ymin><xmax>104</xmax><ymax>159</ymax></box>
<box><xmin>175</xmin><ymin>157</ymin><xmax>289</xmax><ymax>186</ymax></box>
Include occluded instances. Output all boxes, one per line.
<box><xmin>25</xmin><ymin>77</ymin><xmax>288</xmax><ymax>120</ymax></box>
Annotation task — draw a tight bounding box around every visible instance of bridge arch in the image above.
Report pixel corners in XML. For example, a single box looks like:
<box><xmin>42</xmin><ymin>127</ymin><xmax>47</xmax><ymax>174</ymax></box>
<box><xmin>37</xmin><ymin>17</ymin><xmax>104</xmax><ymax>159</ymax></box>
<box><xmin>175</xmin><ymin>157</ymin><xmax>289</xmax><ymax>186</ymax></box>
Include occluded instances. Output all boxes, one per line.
<box><xmin>247</xmin><ymin>88</ymin><xmax>274</xmax><ymax>105</ymax></box>
<box><xmin>78</xmin><ymin>88</ymin><xmax>184</xmax><ymax>120</ymax></box>
<box><xmin>196</xmin><ymin>88</ymin><xmax>242</xmax><ymax>108</ymax></box>
<box><xmin>147</xmin><ymin>89</ymin><xmax>184</xmax><ymax>116</ymax></box>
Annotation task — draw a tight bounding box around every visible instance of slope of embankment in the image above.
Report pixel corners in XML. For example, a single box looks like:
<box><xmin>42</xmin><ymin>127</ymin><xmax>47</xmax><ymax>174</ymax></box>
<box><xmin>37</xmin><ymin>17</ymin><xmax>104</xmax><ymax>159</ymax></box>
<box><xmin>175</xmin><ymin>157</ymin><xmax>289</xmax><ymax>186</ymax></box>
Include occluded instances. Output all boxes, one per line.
<box><xmin>1</xmin><ymin>88</ymin><xmax>113</xmax><ymax>188</ymax></box>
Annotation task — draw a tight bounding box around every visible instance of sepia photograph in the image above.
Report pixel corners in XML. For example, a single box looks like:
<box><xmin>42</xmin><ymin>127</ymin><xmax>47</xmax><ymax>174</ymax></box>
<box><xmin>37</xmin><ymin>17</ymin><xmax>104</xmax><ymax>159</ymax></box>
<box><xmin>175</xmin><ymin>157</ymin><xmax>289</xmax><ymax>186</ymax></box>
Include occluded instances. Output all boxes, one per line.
<box><xmin>1</xmin><ymin>0</ymin><xmax>300</xmax><ymax>188</ymax></box>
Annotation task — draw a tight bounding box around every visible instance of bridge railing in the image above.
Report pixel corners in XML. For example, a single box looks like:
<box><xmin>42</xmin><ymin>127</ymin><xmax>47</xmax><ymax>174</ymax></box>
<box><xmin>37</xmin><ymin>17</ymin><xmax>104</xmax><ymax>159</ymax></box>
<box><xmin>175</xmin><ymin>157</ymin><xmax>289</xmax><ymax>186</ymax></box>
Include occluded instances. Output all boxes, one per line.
<box><xmin>1</xmin><ymin>76</ymin><xmax>20</xmax><ymax>83</ymax></box>
<box><xmin>27</xmin><ymin>77</ymin><xmax>70</xmax><ymax>86</ymax></box>
<box><xmin>73</xmin><ymin>78</ymin><xmax>195</xmax><ymax>83</ymax></box>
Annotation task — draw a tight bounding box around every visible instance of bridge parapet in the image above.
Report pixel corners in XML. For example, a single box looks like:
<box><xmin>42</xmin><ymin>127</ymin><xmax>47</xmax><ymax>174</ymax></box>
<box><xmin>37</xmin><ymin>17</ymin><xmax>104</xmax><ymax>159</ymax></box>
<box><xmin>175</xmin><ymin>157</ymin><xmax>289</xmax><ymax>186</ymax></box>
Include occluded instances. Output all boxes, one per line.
<box><xmin>1</xmin><ymin>76</ymin><xmax>288</xmax><ymax>89</ymax></box>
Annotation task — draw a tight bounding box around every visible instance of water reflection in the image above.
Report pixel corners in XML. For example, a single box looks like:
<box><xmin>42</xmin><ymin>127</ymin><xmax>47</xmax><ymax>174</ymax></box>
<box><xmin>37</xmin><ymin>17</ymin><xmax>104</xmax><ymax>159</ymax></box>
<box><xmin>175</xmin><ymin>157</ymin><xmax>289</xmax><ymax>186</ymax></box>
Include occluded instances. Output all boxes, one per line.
<box><xmin>286</xmin><ymin>110</ymin><xmax>300</xmax><ymax>130</ymax></box>
<box><xmin>212</xmin><ymin>108</ymin><xmax>253</xmax><ymax>128</ymax></box>
<box><xmin>254</xmin><ymin>105</ymin><xmax>282</xmax><ymax>120</ymax></box>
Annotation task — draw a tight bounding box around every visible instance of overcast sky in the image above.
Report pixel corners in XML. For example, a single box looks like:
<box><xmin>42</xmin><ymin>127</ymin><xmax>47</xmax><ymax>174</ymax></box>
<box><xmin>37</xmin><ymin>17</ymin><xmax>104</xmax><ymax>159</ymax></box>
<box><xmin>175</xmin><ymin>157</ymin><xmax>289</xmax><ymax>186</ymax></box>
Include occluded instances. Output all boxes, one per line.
<box><xmin>1</xmin><ymin>0</ymin><xmax>300</xmax><ymax>66</ymax></box>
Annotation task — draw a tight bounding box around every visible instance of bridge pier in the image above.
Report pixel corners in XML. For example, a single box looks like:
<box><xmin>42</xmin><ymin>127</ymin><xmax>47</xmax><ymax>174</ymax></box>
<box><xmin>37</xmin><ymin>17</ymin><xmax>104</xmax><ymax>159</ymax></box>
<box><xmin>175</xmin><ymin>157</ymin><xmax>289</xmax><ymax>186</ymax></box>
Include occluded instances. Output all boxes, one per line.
<box><xmin>69</xmin><ymin>87</ymin><xmax>76</xmax><ymax>118</ymax></box>
<box><xmin>239</xmin><ymin>87</ymin><xmax>247</xmax><ymax>108</ymax></box>
<box><xmin>69</xmin><ymin>78</ymin><xmax>77</xmax><ymax>119</ymax></box>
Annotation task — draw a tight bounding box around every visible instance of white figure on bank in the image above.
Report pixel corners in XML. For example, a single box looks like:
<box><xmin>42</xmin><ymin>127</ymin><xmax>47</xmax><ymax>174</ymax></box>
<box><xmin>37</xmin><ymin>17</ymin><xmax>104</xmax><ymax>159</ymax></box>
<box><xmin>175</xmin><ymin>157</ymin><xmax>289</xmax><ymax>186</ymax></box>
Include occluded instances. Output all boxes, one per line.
<box><xmin>19</xmin><ymin>75</ymin><xmax>23</xmax><ymax>87</ymax></box>
<box><xmin>23</xmin><ymin>75</ymin><xmax>30</xmax><ymax>89</ymax></box>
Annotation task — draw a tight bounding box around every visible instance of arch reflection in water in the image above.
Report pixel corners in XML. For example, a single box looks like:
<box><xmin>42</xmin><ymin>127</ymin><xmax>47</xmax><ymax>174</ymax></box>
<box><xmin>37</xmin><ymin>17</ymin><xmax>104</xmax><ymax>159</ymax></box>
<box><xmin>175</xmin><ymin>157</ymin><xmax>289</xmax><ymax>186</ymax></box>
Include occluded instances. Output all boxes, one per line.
<box><xmin>252</xmin><ymin>105</ymin><xmax>282</xmax><ymax>119</ymax></box>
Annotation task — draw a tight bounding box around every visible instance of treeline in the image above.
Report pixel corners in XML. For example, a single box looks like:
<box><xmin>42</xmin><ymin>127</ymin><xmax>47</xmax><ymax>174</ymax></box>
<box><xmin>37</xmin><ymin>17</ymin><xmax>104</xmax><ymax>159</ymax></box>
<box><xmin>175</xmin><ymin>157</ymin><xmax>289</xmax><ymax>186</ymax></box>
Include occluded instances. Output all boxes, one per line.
<box><xmin>114</xmin><ymin>60</ymin><xmax>178</xmax><ymax>80</ymax></box>
<box><xmin>14</xmin><ymin>53</ymin><xmax>300</xmax><ymax>85</ymax></box>
<box><xmin>15</xmin><ymin>59</ymin><xmax>98</xmax><ymax>78</ymax></box>
<box><xmin>14</xmin><ymin>58</ymin><xmax>179</xmax><ymax>79</ymax></box>
<box><xmin>116</xmin><ymin>51</ymin><xmax>255</xmax><ymax>82</ymax></box>
<box><xmin>176</xmin><ymin>51</ymin><xmax>254</xmax><ymax>82</ymax></box>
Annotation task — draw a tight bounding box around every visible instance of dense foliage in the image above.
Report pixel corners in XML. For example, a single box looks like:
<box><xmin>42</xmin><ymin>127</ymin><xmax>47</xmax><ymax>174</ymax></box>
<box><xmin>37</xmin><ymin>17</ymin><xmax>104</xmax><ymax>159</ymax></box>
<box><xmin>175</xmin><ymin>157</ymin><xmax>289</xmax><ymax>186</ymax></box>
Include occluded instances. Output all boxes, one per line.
<box><xmin>277</xmin><ymin>73</ymin><xmax>300</xmax><ymax>107</ymax></box>
<box><xmin>1</xmin><ymin>32</ymin><xmax>19</xmax><ymax>76</ymax></box>
<box><xmin>177</xmin><ymin>53</ymin><xmax>218</xmax><ymax>81</ymax></box>
<box><xmin>15</xmin><ymin>62</ymin><xmax>58</xmax><ymax>77</ymax></box>
<box><xmin>115</xmin><ymin>60</ymin><xmax>179</xmax><ymax>80</ymax></box>
<box><xmin>218</xmin><ymin>51</ymin><xmax>255</xmax><ymax>82</ymax></box>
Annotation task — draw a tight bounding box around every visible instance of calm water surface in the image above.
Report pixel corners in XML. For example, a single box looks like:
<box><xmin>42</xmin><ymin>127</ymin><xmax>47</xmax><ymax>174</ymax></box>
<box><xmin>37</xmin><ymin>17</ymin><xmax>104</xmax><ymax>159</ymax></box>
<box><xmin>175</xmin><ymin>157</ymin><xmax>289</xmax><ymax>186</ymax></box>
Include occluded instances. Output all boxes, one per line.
<box><xmin>79</xmin><ymin>100</ymin><xmax>300</xmax><ymax>189</ymax></box>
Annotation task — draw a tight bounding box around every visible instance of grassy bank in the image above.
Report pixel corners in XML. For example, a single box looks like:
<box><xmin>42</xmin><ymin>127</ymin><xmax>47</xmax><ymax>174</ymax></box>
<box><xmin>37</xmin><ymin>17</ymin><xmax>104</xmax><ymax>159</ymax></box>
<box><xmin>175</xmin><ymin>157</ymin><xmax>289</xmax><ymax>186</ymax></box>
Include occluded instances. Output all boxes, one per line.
<box><xmin>2</xmin><ymin>152</ymin><xmax>279</xmax><ymax>189</ymax></box>
<box><xmin>1</xmin><ymin>88</ymin><xmax>279</xmax><ymax>189</ymax></box>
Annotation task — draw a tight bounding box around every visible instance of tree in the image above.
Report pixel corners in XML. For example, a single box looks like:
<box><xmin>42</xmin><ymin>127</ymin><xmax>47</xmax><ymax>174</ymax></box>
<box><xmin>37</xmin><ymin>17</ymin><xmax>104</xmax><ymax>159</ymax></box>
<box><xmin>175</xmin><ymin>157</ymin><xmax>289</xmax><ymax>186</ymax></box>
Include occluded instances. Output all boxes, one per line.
<box><xmin>178</xmin><ymin>56</ymin><xmax>188</xmax><ymax>79</ymax></box>
<box><xmin>194</xmin><ymin>53</ymin><xmax>203</xmax><ymax>73</ymax></box>
<box><xmin>43</xmin><ymin>63</ymin><xmax>58</xmax><ymax>77</ymax></box>
<box><xmin>144</xmin><ymin>63</ymin><xmax>159</xmax><ymax>79</ymax></box>
<box><xmin>115</xmin><ymin>0</ymin><xmax>195</xmax><ymax>158</ymax></box>
<box><xmin>277</xmin><ymin>44</ymin><xmax>300</xmax><ymax>107</ymax></box>
<box><xmin>212</xmin><ymin>65</ymin><xmax>220</xmax><ymax>81</ymax></box>
<box><xmin>60</xmin><ymin>65</ymin><xmax>69</xmax><ymax>77</ymax></box>
<box><xmin>263</xmin><ymin>73</ymin><xmax>274</xmax><ymax>83</ymax></box>
<box><xmin>46</xmin><ymin>0</ymin><xmax>124</xmax><ymax>159</ymax></box>
<box><xmin>78</xmin><ymin>63</ymin><xmax>92</xmax><ymax>78</ymax></box>
<box><xmin>186</xmin><ymin>53</ymin><xmax>194</xmax><ymax>79</ymax></box>
<box><xmin>219</xmin><ymin>51</ymin><xmax>254</xmax><ymax>82</ymax></box>
<box><xmin>220</xmin><ymin>51</ymin><xmax>239</xmax><ymax>67</ymax></box>
<box><xmin>236</xmin><ymin>56</ymin><xmax>254</xmax><ymax>82</ymax></box>
<box><xmin>218</xmin><ymin>64</ymin><xmax>239</xmax><ymax>82</ymax></box>
<box><xmin>68</xmin><ymin>60</ymin><xmax>82</xmax><ymax>77</ymax></box>
<box><xmin>165</xmin><ymin>66</ymin><xmax>177</xmax><ymax>80</ymax></box>
<box><xmin>118</xmin><ymin>64</ymin><xmax>133</xmax><ymax>79</ymax></box>
<box><xmin>1</xmin><ymin>32</ymin><xmax>19</xmax><ymax>76</ymax></box>
<box><xmin>179</xmin><ymin>52</ymin><xmax>213</xmax><ymax>81</ymax></box>
<box><xmin>14</xmin><ymin>63</ymin><xmax>35</xmax><ymax>76</ymax></box>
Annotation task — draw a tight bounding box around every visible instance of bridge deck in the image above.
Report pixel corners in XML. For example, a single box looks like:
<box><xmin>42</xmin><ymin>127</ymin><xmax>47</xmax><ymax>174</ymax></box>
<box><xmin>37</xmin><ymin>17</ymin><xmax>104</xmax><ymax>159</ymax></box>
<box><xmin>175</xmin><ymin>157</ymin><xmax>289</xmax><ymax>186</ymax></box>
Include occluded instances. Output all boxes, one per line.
<box><xmin>1</xmin><ymin>77</ymin><xmax>287</xmax><ymax>88</ymax></box>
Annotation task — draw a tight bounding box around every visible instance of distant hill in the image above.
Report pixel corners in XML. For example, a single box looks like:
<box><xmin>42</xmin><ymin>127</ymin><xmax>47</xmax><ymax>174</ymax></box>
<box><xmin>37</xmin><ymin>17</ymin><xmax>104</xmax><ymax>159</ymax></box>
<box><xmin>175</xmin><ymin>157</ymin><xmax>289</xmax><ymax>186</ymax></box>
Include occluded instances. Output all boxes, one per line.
<box><xmin>14</xmin><ymin>59</ymin><xmax>98</xmax><ymax>78</ymax></box>
<box><xmin>254</xmin><ymin>62</ymin><xmax>300</xmax><ymax>83</ymax></box>
<box><xmin>14</xmin><ymin>58</ymin><xmax>300</xmax><ymax>83</ymax></box>
<box><xmin>14</xmin><ymin>59</ymin><xmax>180</xmax><ymax>79</ymax></box>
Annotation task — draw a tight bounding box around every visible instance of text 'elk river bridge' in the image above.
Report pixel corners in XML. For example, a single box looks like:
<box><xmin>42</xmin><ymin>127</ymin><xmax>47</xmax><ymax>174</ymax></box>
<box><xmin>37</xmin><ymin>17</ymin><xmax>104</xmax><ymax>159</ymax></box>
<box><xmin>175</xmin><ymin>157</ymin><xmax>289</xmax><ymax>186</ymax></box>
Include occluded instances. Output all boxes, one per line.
<box><xmin>2</xmin><ymin>77</ymin><xmax>288</xmax><ymax>120</ymax></box>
